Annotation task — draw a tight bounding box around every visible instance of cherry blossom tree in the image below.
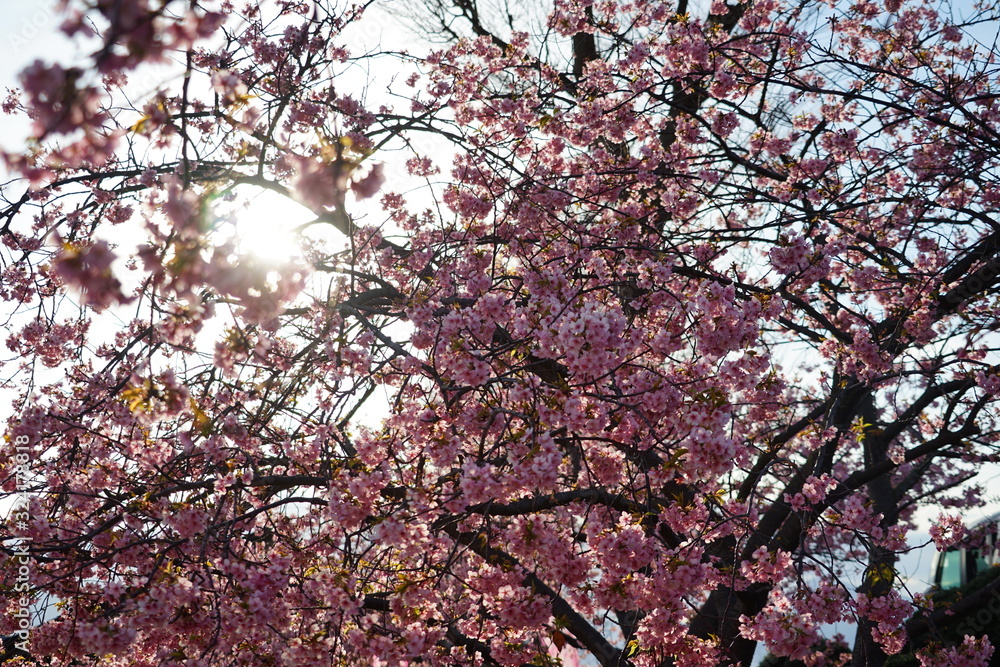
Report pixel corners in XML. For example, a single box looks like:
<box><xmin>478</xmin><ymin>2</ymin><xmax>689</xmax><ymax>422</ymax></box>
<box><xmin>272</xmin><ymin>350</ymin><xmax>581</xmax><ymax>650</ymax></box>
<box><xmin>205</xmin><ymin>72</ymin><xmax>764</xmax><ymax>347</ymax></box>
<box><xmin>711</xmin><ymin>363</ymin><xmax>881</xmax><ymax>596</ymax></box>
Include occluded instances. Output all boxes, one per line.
<box><xmin>2</xmin><ymin>1</ymin><xmax>1000</xmax><ymax>666</ymax></box>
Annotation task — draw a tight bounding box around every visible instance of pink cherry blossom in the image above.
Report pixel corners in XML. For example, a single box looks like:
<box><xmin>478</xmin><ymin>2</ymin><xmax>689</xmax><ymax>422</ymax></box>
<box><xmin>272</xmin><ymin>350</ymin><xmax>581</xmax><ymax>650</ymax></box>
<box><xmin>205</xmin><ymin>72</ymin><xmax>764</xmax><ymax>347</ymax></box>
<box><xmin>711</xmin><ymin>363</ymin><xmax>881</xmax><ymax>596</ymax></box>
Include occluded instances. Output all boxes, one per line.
<box><xmin>2</xmin><ymin>1</ymin><xmax>1000</xmax><ymax>666</ymax></box>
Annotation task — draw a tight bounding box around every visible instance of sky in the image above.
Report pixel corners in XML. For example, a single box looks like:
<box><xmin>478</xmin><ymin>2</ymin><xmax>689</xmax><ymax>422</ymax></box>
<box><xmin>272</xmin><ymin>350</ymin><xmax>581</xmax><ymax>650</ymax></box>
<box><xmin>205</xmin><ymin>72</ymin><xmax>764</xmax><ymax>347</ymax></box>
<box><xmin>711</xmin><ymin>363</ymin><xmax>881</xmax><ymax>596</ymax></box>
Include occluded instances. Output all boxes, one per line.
<box><xmin>0</xmin><ymin>2</ymin><xmax>70</xmax><ymax>140</ymax></box>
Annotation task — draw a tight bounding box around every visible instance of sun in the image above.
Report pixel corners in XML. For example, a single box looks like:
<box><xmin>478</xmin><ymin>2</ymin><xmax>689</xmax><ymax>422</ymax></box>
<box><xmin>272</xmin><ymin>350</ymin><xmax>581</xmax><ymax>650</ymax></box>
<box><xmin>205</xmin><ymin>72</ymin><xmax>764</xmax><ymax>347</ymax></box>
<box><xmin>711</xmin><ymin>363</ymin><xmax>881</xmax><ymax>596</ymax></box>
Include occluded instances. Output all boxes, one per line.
<box><xmin>221</xmin><ymin>188</ymin><xmax>314</xmax><ymax>264</ymax></box>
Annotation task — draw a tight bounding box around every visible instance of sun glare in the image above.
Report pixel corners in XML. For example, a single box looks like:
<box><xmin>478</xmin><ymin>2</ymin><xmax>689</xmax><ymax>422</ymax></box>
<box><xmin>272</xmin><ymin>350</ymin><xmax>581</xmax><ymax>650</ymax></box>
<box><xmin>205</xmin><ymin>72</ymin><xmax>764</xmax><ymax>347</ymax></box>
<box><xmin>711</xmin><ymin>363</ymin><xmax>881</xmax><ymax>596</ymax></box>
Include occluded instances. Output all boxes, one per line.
<box><xmin>225</xmin><ymin>189</ymin><xmax>313</xmax><ymax>263</ymax></box>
